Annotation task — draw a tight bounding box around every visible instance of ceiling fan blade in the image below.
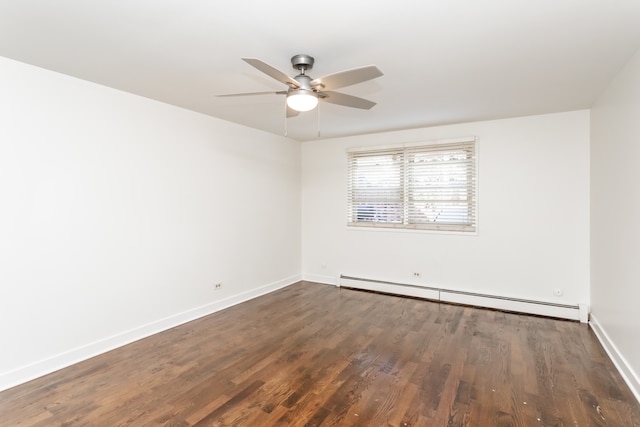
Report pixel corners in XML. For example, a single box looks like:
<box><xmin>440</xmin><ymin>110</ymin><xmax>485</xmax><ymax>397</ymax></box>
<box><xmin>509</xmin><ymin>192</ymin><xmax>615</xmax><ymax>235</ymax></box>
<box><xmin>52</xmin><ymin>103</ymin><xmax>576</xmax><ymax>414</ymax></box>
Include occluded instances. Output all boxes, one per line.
<box><xmin>242</xmin><ymin>58</ymin><xmax>300</xmax><ymax>88</ymax></box>
<box><xmin>217</xmin><ymin>90</ymin><xmax>287</xmax><ymax>97</ymax></box>
<box><xmin>310</xmin><ymin>65</ymin><xmax>383</xmax><ymax>91</ymax></box>
<box><xmin>319</xmin><ymin>91</ymin><xmax>377</xmax><ymax>110</ymax></box>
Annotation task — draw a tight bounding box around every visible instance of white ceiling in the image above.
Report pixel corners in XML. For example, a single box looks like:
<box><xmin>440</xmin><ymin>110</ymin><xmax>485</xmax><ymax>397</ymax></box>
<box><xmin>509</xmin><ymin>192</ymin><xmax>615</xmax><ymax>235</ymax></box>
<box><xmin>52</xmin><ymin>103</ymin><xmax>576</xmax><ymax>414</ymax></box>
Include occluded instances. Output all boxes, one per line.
<box><xmin>1</xmin><ymin>1</ymin><xmax>640</xmax><ymax>141</ymax></box>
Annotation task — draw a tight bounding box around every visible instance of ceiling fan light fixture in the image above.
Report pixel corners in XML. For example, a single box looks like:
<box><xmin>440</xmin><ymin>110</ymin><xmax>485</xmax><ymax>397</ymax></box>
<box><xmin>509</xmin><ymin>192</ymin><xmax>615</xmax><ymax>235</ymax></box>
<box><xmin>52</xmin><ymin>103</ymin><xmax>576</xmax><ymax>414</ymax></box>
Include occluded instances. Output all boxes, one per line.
<box><xmin>286</xmin><ymin>89</ymin><xmax>318</xmax><ymax>112</ymax></box>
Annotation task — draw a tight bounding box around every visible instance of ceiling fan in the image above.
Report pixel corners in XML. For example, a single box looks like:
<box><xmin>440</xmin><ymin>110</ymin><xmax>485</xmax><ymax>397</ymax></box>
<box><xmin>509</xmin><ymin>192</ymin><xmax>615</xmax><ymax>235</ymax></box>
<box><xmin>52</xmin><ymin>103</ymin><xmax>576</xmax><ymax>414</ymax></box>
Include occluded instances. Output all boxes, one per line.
<box><xmin>219</xmin><ymin>54</ymin><xmax>383</xmax><ymax>117</ymax></box>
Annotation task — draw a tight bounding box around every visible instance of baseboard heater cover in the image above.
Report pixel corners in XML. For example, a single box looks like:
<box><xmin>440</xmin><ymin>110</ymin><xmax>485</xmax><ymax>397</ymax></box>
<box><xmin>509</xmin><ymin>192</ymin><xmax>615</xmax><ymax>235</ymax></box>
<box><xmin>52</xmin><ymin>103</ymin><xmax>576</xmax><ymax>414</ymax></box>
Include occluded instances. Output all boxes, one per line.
<box><xmin>338</xmin><ymin>275</ymin><xmax>587</xmax><ymax>322</ymax></box>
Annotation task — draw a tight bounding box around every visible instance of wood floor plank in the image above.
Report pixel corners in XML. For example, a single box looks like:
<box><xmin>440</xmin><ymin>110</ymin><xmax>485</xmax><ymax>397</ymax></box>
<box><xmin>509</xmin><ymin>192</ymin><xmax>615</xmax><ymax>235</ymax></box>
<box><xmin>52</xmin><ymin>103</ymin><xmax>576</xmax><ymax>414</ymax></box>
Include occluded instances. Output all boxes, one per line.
<box><xmin>1</xmin><ymin>281</ymin><xmax>639</xmax><ymax>426</ymax></box>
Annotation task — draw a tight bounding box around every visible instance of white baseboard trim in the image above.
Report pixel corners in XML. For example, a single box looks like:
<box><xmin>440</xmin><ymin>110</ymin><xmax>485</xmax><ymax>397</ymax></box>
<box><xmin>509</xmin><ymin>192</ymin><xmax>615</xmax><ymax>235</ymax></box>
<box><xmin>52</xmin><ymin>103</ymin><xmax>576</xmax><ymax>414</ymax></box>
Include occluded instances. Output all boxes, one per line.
<box><xmin>0</xmin><ymin>274</ymin><xmax>301</xmax><ymax>393</ymax></box>
<box><xmin>589</xmin><ymin>314</ymin><xmax>640</xmax><ymax>404</ymax></box>
<box><xmin>301</xmin><ymin>273</ymin><xmax>338</xmax><ymax>286</ymax></box>
<box><xmin>338</xmin><ymin>275</ymin><xmax>585</xmax><ymax>322</ymax></box>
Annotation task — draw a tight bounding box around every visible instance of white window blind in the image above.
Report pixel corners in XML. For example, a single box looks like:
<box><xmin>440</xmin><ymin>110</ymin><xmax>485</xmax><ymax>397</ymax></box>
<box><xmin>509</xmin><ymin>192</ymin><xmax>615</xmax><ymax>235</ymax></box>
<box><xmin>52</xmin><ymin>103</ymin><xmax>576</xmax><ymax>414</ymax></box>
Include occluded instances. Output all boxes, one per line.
<box><xmin>347</xmin><ymin>138</ymin><xmax>476</xmax><ymax>232</ymax></box>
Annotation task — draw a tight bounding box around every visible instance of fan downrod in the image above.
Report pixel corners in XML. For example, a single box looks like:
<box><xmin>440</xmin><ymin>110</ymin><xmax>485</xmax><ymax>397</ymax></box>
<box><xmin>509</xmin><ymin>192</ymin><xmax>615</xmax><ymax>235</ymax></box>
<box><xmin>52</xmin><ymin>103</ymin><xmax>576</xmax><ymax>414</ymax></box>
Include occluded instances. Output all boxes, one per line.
<box><xmin>291</xmin><ymin>54</ymin><xmax>314</xmax><ymax>72</ymax></box>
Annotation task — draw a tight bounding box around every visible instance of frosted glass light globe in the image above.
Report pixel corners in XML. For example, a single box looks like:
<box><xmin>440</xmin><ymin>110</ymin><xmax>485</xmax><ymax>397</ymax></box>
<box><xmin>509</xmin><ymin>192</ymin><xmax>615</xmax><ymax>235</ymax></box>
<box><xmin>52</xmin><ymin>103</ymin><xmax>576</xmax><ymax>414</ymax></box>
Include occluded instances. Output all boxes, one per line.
<box><xmin>287</xmin><ymin>90</ymin><xmax>318</xmax><ymax>112</ymax></box>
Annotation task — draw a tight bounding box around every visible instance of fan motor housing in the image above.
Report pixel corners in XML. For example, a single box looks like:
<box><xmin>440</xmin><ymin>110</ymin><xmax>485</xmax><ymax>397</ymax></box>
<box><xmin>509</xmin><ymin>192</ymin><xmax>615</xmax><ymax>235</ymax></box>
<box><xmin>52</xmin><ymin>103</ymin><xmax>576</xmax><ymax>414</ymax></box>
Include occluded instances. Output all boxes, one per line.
<box><xmin>291</xmin><ymin>54</ymin><xmax>314</xmax><ymax>71</ymax></box>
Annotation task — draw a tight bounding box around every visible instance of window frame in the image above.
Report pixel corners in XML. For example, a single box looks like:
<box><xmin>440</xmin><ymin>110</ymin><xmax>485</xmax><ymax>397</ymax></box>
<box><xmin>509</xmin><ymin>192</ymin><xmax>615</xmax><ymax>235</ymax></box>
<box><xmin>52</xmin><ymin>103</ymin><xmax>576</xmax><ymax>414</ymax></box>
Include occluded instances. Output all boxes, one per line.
<box><xmin>347</xmin><ymin>137</ymin><xmax>477</xmax><ymax>233</ymax></box>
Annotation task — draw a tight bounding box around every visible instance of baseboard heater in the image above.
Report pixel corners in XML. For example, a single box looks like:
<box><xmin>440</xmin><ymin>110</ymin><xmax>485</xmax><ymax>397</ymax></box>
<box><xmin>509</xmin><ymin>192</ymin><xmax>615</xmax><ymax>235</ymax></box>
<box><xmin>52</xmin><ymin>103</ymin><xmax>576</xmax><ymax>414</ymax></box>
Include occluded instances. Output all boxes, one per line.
<box><xmin>338</xmin><ymin>275</ymin><xmax>588</xmax><ymax>323</ymax></box>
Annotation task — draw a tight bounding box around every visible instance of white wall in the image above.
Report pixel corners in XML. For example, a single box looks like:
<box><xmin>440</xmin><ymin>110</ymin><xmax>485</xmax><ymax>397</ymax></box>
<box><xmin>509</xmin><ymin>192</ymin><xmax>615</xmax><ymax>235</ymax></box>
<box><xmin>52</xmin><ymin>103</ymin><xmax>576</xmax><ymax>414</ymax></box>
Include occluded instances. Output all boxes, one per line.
<box><xmin>590</xmin><ymin>47</ymin><xmax>640</xmax><ymax>400</ymax></box>
<box><xmin>302</xmin><ymin>111</ymin><xmax>590</xmax><ymax>307</ymax></box>
<box><xmin>0</xmin><ymin>57</ymin><xmax>301</xmax><ymax>391</ymax></box>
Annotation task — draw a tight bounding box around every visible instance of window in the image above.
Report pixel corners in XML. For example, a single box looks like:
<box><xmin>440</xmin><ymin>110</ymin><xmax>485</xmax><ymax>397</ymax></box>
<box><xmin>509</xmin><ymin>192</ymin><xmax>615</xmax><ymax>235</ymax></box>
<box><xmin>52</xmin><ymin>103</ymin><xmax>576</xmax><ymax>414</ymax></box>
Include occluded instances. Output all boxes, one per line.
<box><xmin>347</xmin><ymin>137</ymin><xmax>476</xmax><ymax>232</ymax></box>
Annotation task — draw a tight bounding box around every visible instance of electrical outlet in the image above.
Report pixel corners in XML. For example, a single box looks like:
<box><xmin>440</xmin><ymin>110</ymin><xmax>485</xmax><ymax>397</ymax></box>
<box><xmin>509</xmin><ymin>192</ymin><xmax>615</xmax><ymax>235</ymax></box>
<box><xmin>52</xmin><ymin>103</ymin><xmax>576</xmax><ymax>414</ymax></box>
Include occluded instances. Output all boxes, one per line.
<box><xmin>214</xmin><ymin>283</ymin><xmax>222</xmax><ymax>290</ymax></box>
<box><xmin>413</xmin><ymin>272</ymin><xmax>421</xmax><ymax>278</ymax></box>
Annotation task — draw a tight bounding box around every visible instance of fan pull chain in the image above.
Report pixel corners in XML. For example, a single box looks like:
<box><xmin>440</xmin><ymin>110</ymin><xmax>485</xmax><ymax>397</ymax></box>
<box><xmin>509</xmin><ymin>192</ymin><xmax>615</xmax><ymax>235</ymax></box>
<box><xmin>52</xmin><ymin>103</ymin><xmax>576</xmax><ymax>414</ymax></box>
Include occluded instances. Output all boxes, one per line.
<box><xmin>284</xmin><ymin>102</ymin><xmax>288</xmax><ymax>137</ymax></box>
<box><xmin>317</xmin><ymin>103</ymin><xmax>321</xmax><ymax>138</ymax></box>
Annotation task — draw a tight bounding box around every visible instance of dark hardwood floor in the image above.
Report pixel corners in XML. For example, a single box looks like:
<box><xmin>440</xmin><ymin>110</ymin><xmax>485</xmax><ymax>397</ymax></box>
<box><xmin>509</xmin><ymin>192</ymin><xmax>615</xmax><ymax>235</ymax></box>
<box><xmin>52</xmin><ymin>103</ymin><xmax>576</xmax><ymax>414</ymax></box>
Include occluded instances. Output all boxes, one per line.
<box><xmin>1</xmin><ymin>282</ymin><xmax>639</xmax><ymax>426</ymax></box>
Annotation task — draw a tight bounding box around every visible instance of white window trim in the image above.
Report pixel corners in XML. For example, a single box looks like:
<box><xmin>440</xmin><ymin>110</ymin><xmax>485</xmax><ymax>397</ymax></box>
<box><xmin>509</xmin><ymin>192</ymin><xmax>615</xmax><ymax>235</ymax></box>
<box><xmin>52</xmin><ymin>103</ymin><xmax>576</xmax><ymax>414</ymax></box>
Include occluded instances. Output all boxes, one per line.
<box><xmin>346</xmin><ymin>136</ymin><xmax>477</xmax><ymax>154</ymax></box>
<box><xmin>347</xmin><ymin>136</ymin><xmax>477</xmax><ymax>233</ymax></box>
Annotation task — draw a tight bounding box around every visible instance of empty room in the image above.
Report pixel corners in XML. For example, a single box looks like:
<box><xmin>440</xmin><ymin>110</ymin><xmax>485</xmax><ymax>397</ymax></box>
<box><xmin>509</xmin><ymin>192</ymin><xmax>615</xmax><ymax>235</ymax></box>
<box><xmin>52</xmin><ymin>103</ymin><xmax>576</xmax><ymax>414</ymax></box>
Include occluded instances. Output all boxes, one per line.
<box><xmin>1</xmin><ymin>1</ymin><xmax>640</xmax><ymax>426</ymax></box>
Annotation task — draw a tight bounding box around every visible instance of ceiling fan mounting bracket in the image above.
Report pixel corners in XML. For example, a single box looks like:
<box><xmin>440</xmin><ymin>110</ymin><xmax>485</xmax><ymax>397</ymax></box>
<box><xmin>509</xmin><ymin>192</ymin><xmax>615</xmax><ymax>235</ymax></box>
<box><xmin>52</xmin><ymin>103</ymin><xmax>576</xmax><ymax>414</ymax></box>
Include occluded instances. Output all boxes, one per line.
<box><xmin>291</xmin><ymin>54</ymin><xmax>314</xmax><ymax>72</ymax></box>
